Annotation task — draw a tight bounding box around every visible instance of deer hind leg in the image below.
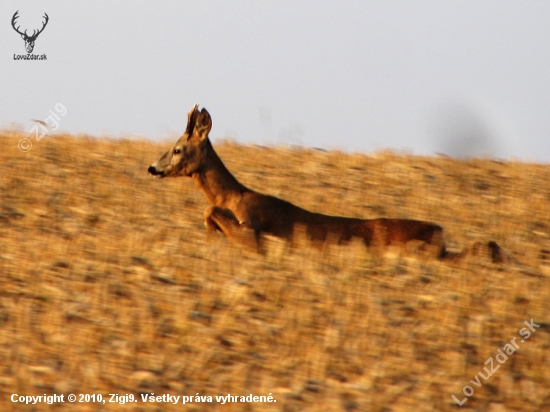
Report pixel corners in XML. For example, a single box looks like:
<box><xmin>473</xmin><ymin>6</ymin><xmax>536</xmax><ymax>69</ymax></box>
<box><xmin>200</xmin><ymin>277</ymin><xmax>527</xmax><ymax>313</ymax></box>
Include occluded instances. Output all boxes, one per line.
<box><xmin>441</xmin><ymin>240</ymin><xmax>506</xmax><ymax>263</ymax></box>
<box><xmin>421</xmin><ymin>224</ymin><xmax>447</xmax><ymax>259</ymax></box>
<box><xmin>469</xmin><ymin>240</ymin><xmax>506</xmax><ymax>263</ymax></box>
<box><xmin>204</xmin><ymin>206</ymin><xmax>260</xmax><ymax>252</ymax></box>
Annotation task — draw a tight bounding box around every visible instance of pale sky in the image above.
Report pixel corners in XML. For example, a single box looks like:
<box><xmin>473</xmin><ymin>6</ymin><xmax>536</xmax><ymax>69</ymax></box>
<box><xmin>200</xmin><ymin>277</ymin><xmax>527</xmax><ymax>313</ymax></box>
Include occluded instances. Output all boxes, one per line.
<box><xmin>2</xmin><ymin>1</ymin><xmax>549</xmax><ymax>161</ymax></box>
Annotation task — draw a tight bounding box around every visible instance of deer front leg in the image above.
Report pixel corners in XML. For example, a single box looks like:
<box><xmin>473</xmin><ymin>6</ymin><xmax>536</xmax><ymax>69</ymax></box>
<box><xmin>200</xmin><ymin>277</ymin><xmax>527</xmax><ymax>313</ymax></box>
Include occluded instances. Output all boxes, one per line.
<box><xmin>204</xmin><ymin>206</ymin><xmax>260</xmax><ymax>252</ymax></box>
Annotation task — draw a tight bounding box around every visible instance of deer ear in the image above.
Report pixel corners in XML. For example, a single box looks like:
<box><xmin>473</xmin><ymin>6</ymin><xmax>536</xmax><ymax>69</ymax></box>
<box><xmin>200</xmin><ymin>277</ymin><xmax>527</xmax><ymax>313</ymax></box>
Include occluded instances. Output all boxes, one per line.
<box><xmin>191</xmin><ymin>108</ymin><xmax>212</xmax><ymax>142</ymax></box>
<box><xmin>184</xmin><ymin>104</ymin><xmax>199</xmax><ymax>136</ymax></box>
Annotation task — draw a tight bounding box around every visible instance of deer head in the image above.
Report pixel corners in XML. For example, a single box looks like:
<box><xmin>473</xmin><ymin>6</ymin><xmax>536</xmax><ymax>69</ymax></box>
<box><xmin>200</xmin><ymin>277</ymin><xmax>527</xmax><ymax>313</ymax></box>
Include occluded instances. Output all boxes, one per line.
<box><xmin>12</xmin><ymin>11</ymin><xmax>49</xmax><ymax>54</ymax></box>
<box><xmin>148</xmin><ymin>105</ymin><xmax>213</xmax><ymax>178</ymax></box>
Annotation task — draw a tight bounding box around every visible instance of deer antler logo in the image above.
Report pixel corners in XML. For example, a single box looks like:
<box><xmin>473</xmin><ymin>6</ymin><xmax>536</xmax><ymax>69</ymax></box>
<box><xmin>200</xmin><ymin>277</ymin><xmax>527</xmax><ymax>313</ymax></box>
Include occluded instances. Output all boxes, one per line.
<box><xmin>11</xmin><ymin>11</ymin><xmax>49</xmax><ymax>54</ymax></box>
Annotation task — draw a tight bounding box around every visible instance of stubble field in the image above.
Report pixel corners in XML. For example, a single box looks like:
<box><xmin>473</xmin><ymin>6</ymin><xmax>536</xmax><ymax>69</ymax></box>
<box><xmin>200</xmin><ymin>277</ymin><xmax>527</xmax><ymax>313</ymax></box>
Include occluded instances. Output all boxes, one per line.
<box><xmin>0</xmin><ymin>130</ymin><xmax>549</xmax><ymax>411</ymax></box>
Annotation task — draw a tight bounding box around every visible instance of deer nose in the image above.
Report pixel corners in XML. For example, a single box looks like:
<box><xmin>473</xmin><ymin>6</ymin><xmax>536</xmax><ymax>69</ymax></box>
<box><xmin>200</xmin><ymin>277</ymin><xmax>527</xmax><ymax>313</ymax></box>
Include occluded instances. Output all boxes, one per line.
<box><xmin>148</xmin><ymin>165</ymin><xmax>158</xmax><ymax>175</ymax></box>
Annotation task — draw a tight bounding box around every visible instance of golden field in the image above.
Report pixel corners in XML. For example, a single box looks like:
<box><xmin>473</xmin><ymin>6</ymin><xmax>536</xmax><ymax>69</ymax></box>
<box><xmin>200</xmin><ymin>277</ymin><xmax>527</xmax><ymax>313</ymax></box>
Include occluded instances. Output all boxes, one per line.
<box><xmin>0</xmin><ymin>129</ymin><xmax>549</xmax><ymax>411</ymax></box>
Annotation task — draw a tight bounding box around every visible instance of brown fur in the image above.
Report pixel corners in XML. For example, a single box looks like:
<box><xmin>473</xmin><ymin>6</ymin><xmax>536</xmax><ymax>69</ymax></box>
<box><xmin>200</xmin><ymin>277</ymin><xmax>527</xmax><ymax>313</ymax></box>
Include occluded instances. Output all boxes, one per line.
<box><xmin>149</xmin><ymin>105</ymin><xmax>502</xmax><ymax>261</ymax></box>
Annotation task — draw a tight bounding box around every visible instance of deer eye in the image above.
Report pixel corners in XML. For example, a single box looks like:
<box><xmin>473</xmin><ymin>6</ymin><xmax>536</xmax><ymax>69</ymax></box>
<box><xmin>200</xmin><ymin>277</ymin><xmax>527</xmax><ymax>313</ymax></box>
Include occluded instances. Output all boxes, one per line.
<box><xmin>173</xmin><ymin>148</ymin><xmax>182</xmax><ymax>155</ymax></box>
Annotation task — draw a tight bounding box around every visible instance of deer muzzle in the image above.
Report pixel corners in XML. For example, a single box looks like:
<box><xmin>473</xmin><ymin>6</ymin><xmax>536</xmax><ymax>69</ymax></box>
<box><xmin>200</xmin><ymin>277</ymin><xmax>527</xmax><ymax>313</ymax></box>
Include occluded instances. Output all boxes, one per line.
<box><xmin>148</xmin><ymin>165</ymin><xmax>165</xmax><ymax>177</ymax></box>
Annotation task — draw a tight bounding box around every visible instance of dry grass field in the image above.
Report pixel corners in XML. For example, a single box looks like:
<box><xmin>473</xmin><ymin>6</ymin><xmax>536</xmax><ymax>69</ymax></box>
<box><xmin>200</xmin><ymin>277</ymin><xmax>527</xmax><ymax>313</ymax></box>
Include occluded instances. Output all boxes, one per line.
<box><xmin>0</xmin><ymin>129</ymin><xmax>549</xmax><ymax>411</ymax></box>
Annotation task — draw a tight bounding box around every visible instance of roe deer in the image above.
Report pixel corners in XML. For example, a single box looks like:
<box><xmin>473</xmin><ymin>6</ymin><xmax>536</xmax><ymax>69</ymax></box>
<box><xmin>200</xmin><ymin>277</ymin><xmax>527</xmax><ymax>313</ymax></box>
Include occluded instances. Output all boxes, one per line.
<box><xmin>148</xmin><ymin>105</ymin><xmax>504</xmax><ymax>262</ymax></box>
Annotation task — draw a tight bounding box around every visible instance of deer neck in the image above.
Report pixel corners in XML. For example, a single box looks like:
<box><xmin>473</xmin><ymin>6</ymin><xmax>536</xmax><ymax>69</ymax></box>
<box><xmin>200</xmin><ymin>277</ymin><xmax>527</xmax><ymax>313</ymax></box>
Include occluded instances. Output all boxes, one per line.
<box><xmin>192</xmin><ymin>140</ymin><xmax>249</xmax><ymax>207</ymax></box>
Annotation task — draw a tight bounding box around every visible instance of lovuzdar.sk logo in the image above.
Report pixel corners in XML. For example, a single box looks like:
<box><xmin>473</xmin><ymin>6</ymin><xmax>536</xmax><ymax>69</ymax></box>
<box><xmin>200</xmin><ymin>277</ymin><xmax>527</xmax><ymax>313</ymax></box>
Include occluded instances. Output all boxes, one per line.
<box><xmin>11</xmin><ymin>10</ymin><xmax>48</xmax><ymax>60</ymax></box>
